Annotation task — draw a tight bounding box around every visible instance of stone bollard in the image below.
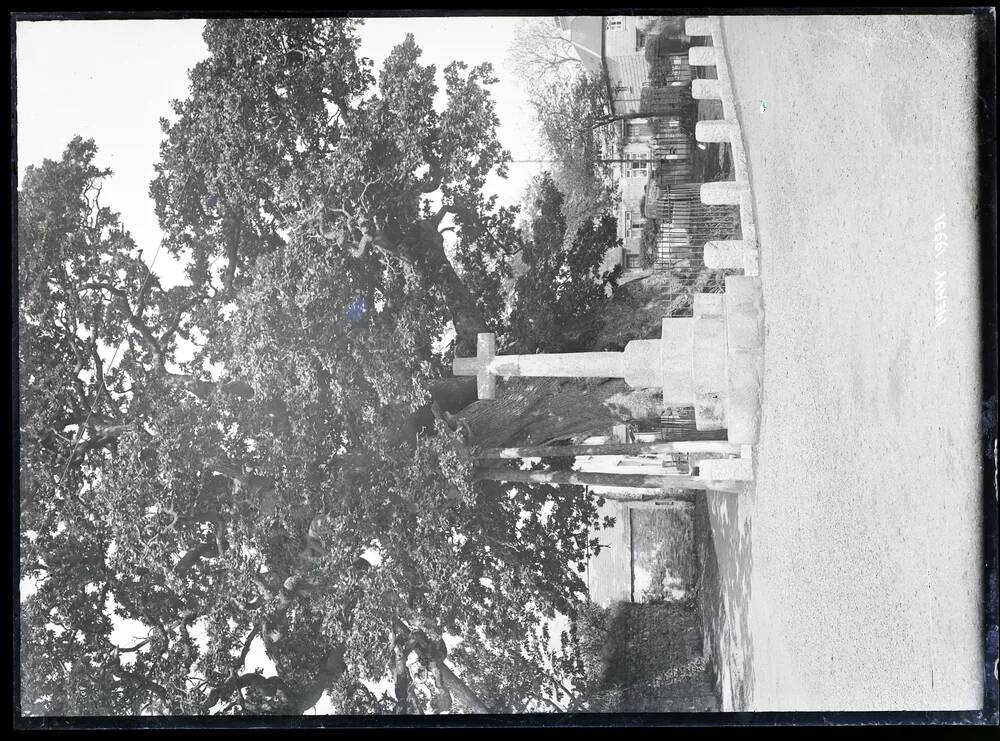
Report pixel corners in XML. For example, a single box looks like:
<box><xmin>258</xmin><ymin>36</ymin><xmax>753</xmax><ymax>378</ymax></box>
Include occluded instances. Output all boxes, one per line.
<box><xmin>688</xmin><ymin>46</ymin><xmax>716</xmax><ymax>67</ymax></box>
<box><xmin>705</xmin><ymin>240</ymin><xmax>757</xmax><ymax>271</ymax></box>
<box><xmin>695</xmin><ymin>119</ymin><xmax>737</xmax><ymax>144</ymax></box>
<box><xmin>700</xmin><ymin>180</ymin><xmax>749</xmax><ymax>206</ymax></box>
<box><xmin>685</xmin><ymin>18</ymin><xmax>713</xmax><ymax>37</ymax></box>
<box><xmin>692</xmin><ymin>78</ymin><xmax>722</xmax><ymax>100</ymax></box>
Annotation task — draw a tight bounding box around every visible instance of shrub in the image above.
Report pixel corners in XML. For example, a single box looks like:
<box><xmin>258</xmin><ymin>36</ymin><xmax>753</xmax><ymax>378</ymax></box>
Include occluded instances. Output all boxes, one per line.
<box><xmin>640</xmin><ymin>217</ymin><xmax>660</xmax><ymax>268</ymax></box>
<box><xmin>572</xmin><ymin>601</ymin><xmax>718</xmax><ymax>711</ymax></box>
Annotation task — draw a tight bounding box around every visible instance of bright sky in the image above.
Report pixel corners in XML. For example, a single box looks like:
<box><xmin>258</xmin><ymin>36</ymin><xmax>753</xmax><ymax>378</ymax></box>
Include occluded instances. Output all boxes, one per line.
<box><xmin>15</xmin><ymin>15</ymin><xmax>547</xmax><ymax>288</ymax></box>
<box><xmin>16</xmin><ymin>15</ymin><xmax>554</xmax><ymax>714</ymax></box>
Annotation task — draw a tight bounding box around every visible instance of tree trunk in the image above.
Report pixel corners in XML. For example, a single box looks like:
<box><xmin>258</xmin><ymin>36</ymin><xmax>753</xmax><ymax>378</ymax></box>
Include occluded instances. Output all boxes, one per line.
<box><xmin>434</xmin><ymin>659</ymin><xmax>491</xmax><ymax>714</ymax></box>
<box><xmin>407</xmin><ymin>221</ymin><xmax>488</xmax><ymax>356</ymax></box>
<box><xmin>428</xmin><ymin>377</ymin><xmax>479</xmax><ymax>415</ymax></box>
<box><xmin>416</xmin><ymin>374</ymin><xmax>666</xmax><ymax>453</ymax></box>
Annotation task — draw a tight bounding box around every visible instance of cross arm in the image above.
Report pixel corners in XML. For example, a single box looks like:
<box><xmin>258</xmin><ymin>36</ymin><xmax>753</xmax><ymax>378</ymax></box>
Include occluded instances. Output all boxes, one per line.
<box><xmin>452</xmin><ymin>332</ymin><xmax>497</xmax><ymax>399</ymax></box>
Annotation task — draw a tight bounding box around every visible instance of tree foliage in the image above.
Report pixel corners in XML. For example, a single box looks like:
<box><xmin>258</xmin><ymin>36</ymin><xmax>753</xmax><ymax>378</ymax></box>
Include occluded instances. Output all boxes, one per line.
<box><xmin>18</xmin><ymin>19</ymin><xmax>626</xmax><ymax>717</ymax></box>
<box><xmin>509</xmin><ymin>173</ymin><xmax>622</xmax><ymax>353</ymax></box>
<box><xmin>522</xmin><ymin>66</ymin><xmax>618</xmax><ymax>243</ymax></box>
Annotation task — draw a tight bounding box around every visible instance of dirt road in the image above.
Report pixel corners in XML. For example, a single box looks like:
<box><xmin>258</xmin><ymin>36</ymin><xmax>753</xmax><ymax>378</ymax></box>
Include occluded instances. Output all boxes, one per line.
<box><xmin>716</xmin><ymin>15</ymin><xmax>985</xmax><ymax>711</ymax></box>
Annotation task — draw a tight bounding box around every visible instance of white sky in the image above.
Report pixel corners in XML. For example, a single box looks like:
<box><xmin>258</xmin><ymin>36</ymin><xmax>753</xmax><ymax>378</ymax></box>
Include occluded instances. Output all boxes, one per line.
<box><xmin>15</xmin><ymin>16</ymin><xmax>548</xmax><ymax>288</ymax></box>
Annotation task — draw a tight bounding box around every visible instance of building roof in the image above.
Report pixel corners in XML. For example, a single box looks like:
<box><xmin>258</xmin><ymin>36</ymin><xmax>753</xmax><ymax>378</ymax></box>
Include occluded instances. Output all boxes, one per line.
<box><xmin>557</xmin><ymin>15</ymin><xmax>622</xmax><ymax>121</ymax></box>
<box><xmin>559</xmin><ymin>15</ymin><xmax>605</xmax><ymax>76</ymax></box>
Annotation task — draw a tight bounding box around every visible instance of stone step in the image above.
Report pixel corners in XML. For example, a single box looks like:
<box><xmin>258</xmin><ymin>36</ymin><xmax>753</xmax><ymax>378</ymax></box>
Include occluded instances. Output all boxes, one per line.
<box><xmin>659</xmin><ymin>317</ymin><xmax>697</xmax><ymax>406</ymax></box>
<box><xmin>692</xmin><ymin>294</ymin><xmax>727</xmax><ymax>432</ymax></box>
<box><xmin>724</xmin><ymin>352</ymin><xmax>762</xmax><ymax>445</ymax></box>
<box><xmin>695</xmin><ymin>119</ymin><xmax>738</xmax><ymax>143</ymax></box>
<box><xmin>685</xmin><ymin>17</ymin><xmax>713</xmax><ymax>37</ymax></box>
<box><xmin>723</xmin><ymin>276</ymin><xmax>765</xmax><ymax>352</ymax></box>
<box><xmin>692</xmin><ymin>78</ymin><xmax>722</xmax><ymax>100</ymax></box>
<box><xmin>688</xmin><ymin>46</ymin><xmax>716</xmax><ymax>67</ymax></box>
<box><xmin>693</xmin><ymin>314</ymin><xmax>728</xmax><ymax>432</ymax></box>
<box><xmin>698</xmin><ymin>456</ymin><xmax>753</xmax><ymax>481</ymax></box>
<box><xmin>704</xmin><ymin>240</ymin><xmax>759</xmax><ymax>271</ymax></box>
<box><xmin>723</xmin><ymin>276</ymin><xmax>764</xmax><ymax>445</ymax></box>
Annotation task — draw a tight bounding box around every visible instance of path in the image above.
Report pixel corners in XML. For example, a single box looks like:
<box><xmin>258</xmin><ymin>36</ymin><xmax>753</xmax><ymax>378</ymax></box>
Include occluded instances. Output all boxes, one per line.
<box><xmin>715</xmin><ymin>14</ymin><xmax>984</xmax><ymax>711</ymax></box>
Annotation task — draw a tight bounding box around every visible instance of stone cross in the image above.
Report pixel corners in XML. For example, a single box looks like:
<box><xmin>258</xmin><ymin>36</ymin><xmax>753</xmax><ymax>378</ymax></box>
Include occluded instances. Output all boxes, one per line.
<box><xmin>452</xmin><ymin>328</ymin><xmax>693</xmax><ymax>402</ymax></box>
<box><xmin>452</xmin><ymin>275</ymin><xmax>765</xmax><ymax>445</ymax></box>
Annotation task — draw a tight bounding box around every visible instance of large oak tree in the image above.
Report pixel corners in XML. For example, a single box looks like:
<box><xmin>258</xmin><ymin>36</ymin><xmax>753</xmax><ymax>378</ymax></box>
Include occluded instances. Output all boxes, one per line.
<box><xmin>19</xmin><ymin>19</ymin><xmax>650</xmax><ymax>716</ymax></box>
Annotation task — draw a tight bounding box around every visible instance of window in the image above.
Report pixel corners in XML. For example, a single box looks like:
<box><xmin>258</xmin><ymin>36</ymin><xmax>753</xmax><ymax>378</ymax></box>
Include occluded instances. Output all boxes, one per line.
<box><xmin>624</xmin><ymin>209</ymin><xmax>644</xmax><ymax>234</ymax></box>
<box><xmin>626</xmin><ymin>153</ymin><xmax>649</xmax><ymax>178</ymax></box>
<box><xmin>625</xmin><ymin>253</ymin><xmax>642</xmax><ymax>269</ymax></box>
<box><xmin>605</xmin><ymin>16</ymin><xmax>623</xmax><ymax>31</ymax></box>
<box><xmin>636</xmin><ymin>30</ymin><xmax>647</xmax><ymax>51</ymax></box>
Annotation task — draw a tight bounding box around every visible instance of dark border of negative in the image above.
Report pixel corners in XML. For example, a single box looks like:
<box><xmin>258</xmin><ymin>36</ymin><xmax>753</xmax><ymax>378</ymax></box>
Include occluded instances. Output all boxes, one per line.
<box><xmin>7</xmin><ymin>4</ymin><xmax>999</xmax><ymax>730</ymax></box>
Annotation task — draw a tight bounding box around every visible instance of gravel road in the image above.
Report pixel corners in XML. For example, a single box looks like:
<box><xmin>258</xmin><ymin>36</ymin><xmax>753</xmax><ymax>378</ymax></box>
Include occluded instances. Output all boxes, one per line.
<box><xmin>714</xmin><ymin>14</ymin><xmax>985</xmax><ymax>711</ymax></box>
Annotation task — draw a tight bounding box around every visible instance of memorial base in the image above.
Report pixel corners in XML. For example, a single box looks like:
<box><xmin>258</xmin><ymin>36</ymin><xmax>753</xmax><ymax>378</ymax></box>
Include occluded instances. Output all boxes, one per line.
<box><xmin>657</xmin><ymin>275</ymin><xmax>764</xmax><ymax>444</ymax></box>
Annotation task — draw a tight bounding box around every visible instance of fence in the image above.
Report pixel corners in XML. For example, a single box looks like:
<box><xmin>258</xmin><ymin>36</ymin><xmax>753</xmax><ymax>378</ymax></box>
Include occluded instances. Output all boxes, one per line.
<box><xmin>640</xmin><ymin>82</ymin><xmax>697</xmax><ymax>124</ymax></box>
<box><xmin>622</xmin><ymin>23</ymin><xmax>741</xmax><ymax>313</ymax></box>
<box><xmin>640</xmin><ymin>160</ymin><xmax>740</xmax><ymax>313</ymax></box>
<box><xmin>632</xmin><ymin>25</ymin><xmax>742</xmax><ymax>306</ymax></box>
<box><xmin>643</xmin><ymin>181</ymin><xmax>738</xmax><ymax>314</ymax></box>
<box><xmin>648</xmin><ymin>131</ymin><xmax>697</xmax><ymax>181</ymax></box>
<box><xmin>633</xmin><ymin>408</ymin><xmax>728</xmax><ymax>442</ymax></box>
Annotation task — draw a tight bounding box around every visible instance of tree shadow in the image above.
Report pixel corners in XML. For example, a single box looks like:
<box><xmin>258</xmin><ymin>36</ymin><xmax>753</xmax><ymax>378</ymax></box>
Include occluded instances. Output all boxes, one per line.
<box><xmin>694</xmin><ymin>488</ymin><xmax>754</xmax><ymax>710</ymax></box>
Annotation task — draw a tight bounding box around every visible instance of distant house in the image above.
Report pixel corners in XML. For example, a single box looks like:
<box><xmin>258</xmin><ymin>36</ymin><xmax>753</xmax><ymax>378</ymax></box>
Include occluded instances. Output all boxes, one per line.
<box><xmin>579</xmin><ymin>426</ymin><xmax>699</xmax><ymax>607</ymax></box>
<box><xmin>586</xmin><ymin>495</ymin><xmax>697</xmax><ymax>607</ymax></box>
<box><xmin>556</xmin><ymin>15</ymin><xmax>695</xmax><ymax>276</ymax></box>
<box><xmin>556</xmin><ymin>15</ymin><xmax>663</xmax><ymax>116</ymax></box>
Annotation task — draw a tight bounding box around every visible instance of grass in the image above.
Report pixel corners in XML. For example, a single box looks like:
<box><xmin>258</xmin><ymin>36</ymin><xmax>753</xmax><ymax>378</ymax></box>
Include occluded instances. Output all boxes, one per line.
<box><xmin>692</xmin><ymin>494</ymin><xmax>725</xmax><ymax>709</ymax></box>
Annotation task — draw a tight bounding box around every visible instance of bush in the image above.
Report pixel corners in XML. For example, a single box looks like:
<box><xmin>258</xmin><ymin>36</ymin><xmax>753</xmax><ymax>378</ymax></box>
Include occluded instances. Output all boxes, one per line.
<box><xmin>572</xmin><ymin>600</ymin><xmax>718</xmax><ymax>711</ymax></box>
<box><xmin>644</xmin><ymin>19</ymin><xmax>691</xmax><ymax>82</ymax></box>
<box><xmin>640</xmin><ymin>217</ymin><xmax>660</xmax><ymax>268</ymax></box>
<box><xmin>574</xmin><ymin>602</ymin><xmax>628</xmax><ymax>696</ymax></box>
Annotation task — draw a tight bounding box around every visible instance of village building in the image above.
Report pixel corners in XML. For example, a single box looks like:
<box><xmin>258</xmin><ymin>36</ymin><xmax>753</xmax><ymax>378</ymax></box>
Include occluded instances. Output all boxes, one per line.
<box><xmin>578</xmin><ymin>423</ymin><xmax>706</xmax><ymax>606</ymax></box>
<box><xmin>585</xmin><ymin>494</ymin><xmax>697</xmax><ymax>606</ymax></box>
<box><xmin>556</xmin><ymin>15</ymin><xmax>698</xmax><ymax>277</ymax></box>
